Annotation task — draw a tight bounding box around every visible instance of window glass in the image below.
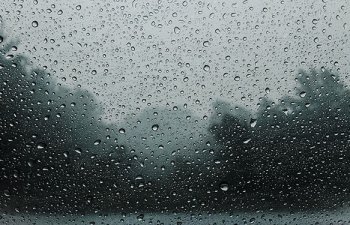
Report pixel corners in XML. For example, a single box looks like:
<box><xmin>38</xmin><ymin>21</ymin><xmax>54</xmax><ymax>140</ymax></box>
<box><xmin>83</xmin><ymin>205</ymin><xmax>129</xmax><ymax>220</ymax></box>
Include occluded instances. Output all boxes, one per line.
<box><xmin>0</xmin><ymin>0</ymin><xmax>350</xmax><ymax>224</ymax></box>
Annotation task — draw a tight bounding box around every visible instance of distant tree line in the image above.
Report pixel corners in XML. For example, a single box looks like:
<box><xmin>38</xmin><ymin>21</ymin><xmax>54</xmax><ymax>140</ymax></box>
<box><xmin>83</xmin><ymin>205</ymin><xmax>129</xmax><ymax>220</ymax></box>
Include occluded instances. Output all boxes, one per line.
<box><xmin>1</xmin><ymin>32</ymin><xmax>350</xmax><ymax>214</ymax></box>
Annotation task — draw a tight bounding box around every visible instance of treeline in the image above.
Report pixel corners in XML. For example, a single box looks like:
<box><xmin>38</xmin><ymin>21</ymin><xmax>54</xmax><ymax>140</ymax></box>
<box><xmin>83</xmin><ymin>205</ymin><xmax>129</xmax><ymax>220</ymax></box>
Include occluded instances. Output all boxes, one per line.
<box><xmin>1</xmin><ymin>32</ymin><xmax>350</xmax><ymax>214</ymax></box>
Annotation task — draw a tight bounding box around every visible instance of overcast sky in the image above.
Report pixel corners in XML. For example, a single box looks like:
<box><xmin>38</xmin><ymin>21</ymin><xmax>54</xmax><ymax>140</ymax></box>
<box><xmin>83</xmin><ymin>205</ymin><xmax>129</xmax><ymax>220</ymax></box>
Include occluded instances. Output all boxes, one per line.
<box><xmin>0</xmin><ymin>0</ymin><xmax>349</xmax><ymax>125</ymax></box>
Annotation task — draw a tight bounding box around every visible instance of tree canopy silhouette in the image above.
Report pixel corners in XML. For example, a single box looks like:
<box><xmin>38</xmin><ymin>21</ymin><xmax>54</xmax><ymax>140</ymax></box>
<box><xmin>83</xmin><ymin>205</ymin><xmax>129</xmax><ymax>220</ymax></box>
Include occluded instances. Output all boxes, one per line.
<box><xmin>2</xmin><ymin>29</ymin><xmax>350</xmax><ymax>214</ymax></box>
<box><xmin>0</xmin><ymin>33</ymin><xmax>129</xmax><ymax>214</ymax></box>
<box><xmin>209</xmin><ymin>69</ymin><xmax>350</xmax><ymax>210</ymax></box>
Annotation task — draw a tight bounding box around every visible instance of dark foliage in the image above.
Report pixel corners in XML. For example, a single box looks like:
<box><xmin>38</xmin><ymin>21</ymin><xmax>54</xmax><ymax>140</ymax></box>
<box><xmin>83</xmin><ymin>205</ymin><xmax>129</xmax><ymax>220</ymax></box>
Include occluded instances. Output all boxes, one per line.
<box><xmin>1</xmin><ymin>30</ymin><xmax>350</xmax><ymax>214</ymax></box>
<box><xmin>209</xmin><ymin>69</ymin><xmax>350</xmax><ymax>210</ymax></box>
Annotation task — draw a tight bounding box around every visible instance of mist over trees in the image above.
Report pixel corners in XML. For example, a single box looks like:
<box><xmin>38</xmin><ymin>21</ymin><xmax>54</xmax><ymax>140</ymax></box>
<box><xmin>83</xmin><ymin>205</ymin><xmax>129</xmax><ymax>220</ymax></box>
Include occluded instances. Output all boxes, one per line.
<box><xmin>0</xmin><ymin>33</ymin><xmax>129</xmax><ymax>213</ymax></box>
<box><xmin>209</xmin><ymin>69</ymin><xmax>350</xmax><ymax>210</ymax></box>
<box><xmin>1</xmin><ymin>30</ymin><xmax>350</xmax><ymax>215</ymax></box>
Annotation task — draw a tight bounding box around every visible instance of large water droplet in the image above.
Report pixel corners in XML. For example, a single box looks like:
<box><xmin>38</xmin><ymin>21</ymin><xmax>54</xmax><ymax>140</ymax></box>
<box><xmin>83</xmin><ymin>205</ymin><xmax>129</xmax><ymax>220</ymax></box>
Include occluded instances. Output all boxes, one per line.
<box><xmin>174</xmin><ymin>26</ymin><xmax>180</xmax><ymax>34</ymax></box>
<box><xmin>152</xmin><ymin>124</ymin><xmax>159</xmax><ymax>131</ymax></box>
<box><xmin>220</xmin><ymin>182</ymin><xmax>229</xmax><ymax>191</ymax></box>
<box><xmin>32</xmin><ymin>21</ymin><xmax>38</xmax><ymax>28</ymax></box>
<box><xmin>94</xmin><ymin>139</ymin><xmax>101</xmax><ymax>145</ymax></box>
<box><xmin>299</xmin><ymin>91</ymin><xmax>306</xmax><ymax>98</ymax></box>
<box><xmin>203</xmin><ymin>65</ymin><xmax>210</xmax><ymax>72</ymax></box>
<box><xmin>250</xmin><ymin>118</ymin><xmax>257</xmax><ymax>128</ymax></box>
<box><xmin>119</xmin><ymin>128</ymin><xmax>126</xmax><ymax>134</ymax></box>
<box><xmin>243</xmin><ymin>138</ymin><xmax>251</xmax><ymax>144</ymax></box>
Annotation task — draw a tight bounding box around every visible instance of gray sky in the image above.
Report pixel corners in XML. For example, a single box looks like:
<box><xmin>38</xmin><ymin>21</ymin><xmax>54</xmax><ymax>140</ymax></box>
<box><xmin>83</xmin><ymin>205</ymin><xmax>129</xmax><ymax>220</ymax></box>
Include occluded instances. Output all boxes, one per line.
<box><xmin>1</xmin><ymin>0</ymin><xmax>349</xmax><ymax>125</ymax></box>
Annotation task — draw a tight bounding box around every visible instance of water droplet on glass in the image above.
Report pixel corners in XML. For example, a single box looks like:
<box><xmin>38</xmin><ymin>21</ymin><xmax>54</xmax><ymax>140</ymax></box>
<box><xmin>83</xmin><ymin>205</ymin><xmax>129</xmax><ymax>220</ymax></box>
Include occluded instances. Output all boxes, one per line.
<box><xmin>203</xmin><ymin>65</ymin><xmax>210</xmax><ymax>72</ymax></box>
<box><xmin>250</xmin><ymin>118</ymin><xmax>257</xmax><ymax>128</ymax></box>
<box><xmin>174</xmin><ymin>26</ymin><xmax>180</xmax><ymax>34</ymax></box>
<box><xmin>220</xmin><ymin>182</ymin><xmax>229</xmax><ymax>191</ymax></box>
<box><xmin>94</xmin><ymin>139</ymin><xmax>101</xmax><ymax>145</ymax></box>
<box><xmin>203</xmin><ymin>41</ymin><xmax>209</xmax><ymax>47</ymax></box>
<box><xmin>37</xmin><ymin>143</ymin><xmax>46</xmax><ymax>149</ymax></box>
<box><xmin>243</xmin><ymin>138</ymin><xmax>251</xmax><ymax>144</ymax></box>
<box><xmin>76</xmin><ymin>5</ymin><xmax>81</xmax><ymax>10</ymax></box>
<box><xmin>119</xmin><ymin>128</ymin><xmax>125</xmax><ymax>134</ymax></box>
<box><xmin>152</xmin><ymin>124</ymin><xmax>159</xmax><ymax>131</ymax></box>
<box><xmin>32</xmin><ymin>21</ymin><xmax>38</xmax><ymax>28</ymax></box>
<box><xmin>299</xmin><ymin>91</ymin><xmax>306</xmax><ymax>98</ymax></box>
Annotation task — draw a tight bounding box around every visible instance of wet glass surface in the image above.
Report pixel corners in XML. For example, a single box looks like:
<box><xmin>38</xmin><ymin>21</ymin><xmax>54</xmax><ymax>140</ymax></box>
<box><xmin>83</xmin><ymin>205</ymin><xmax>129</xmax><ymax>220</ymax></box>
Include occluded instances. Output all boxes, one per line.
<box><xmin>1</xmin><ymin>0</ymin><xmax>350</xmax><ymax>224</ymax></box>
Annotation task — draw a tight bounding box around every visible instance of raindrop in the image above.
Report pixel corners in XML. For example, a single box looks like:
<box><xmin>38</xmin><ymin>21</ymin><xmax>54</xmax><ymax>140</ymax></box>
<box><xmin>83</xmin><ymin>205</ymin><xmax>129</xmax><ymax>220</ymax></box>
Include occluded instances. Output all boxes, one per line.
<box><xmin>243</xmin><ymin>138</ymin><xmax>251</xmax><ymax>144</ymax></box>
<box><xmin>75</xmin><ymin>148</ymin><xmax>82</xmax><ymax>154</ymax></box>
<box><xmin>152</xmin><ymin>124</ymin><xmax>159</xmax><ymax>131</ymax></box>
<box><xmin>234</xmin><ymin>76</ymin><xmax>240</xmax><ymax>81</ymax></box>
<box><xmin>135</xmin><ymin>175</ymin><xmax>143</xmax><ymax>180</ymax></box>
<box><xmin>250</xmin><ymin>118</ymin><xmax>257</xmax><ymax>128</ymax></box>
<box><xmin>203</xmin><ymin>41</ymin><xmax>209</xmax><ymax>47</ymax></box>
<box><xmin>137</xmin><ymin>214</ymin><xmax>144</xmax><ymax>221</ymax></box>
<box><xmin>299</xmin><ymin>91</ymin><xmax>306</xmax><ymax>98</ymax></box>
<box><xmin>203</xmin><ymin>65</ymin><xmax>210</xmax><ymax>72</ymax></box>
<box><xmin>174</xmin><ymin>26</ymin><xmax>180</xmax><ymax>34</ymax></box>
<box><xmin>220</xmin><ymin>182</ymin><xmax>229</xmax><ymax>191</ymax></box>
<box><xmin>119</xmin><ymin>128</ymin><xmax>126</xmax><ymax>134</ymax></box>
<box><xmin>37</xmin><ymin>143</ymin><xmax>46</xmax><ymax>149</ymax></box>
<box><xmin>32</xmin><ymin>21</ymin><xmax>38</xmax><ymax>28</ymax></box>
<box><xmin>76</xmin><ymin>5</ymin><xmax>81</xmax><ymax>10</ymax></box>
<box><xmin>94</xmin><ymin>139</ymin><xmax>101</xmax><ymax>145</ymax></box>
